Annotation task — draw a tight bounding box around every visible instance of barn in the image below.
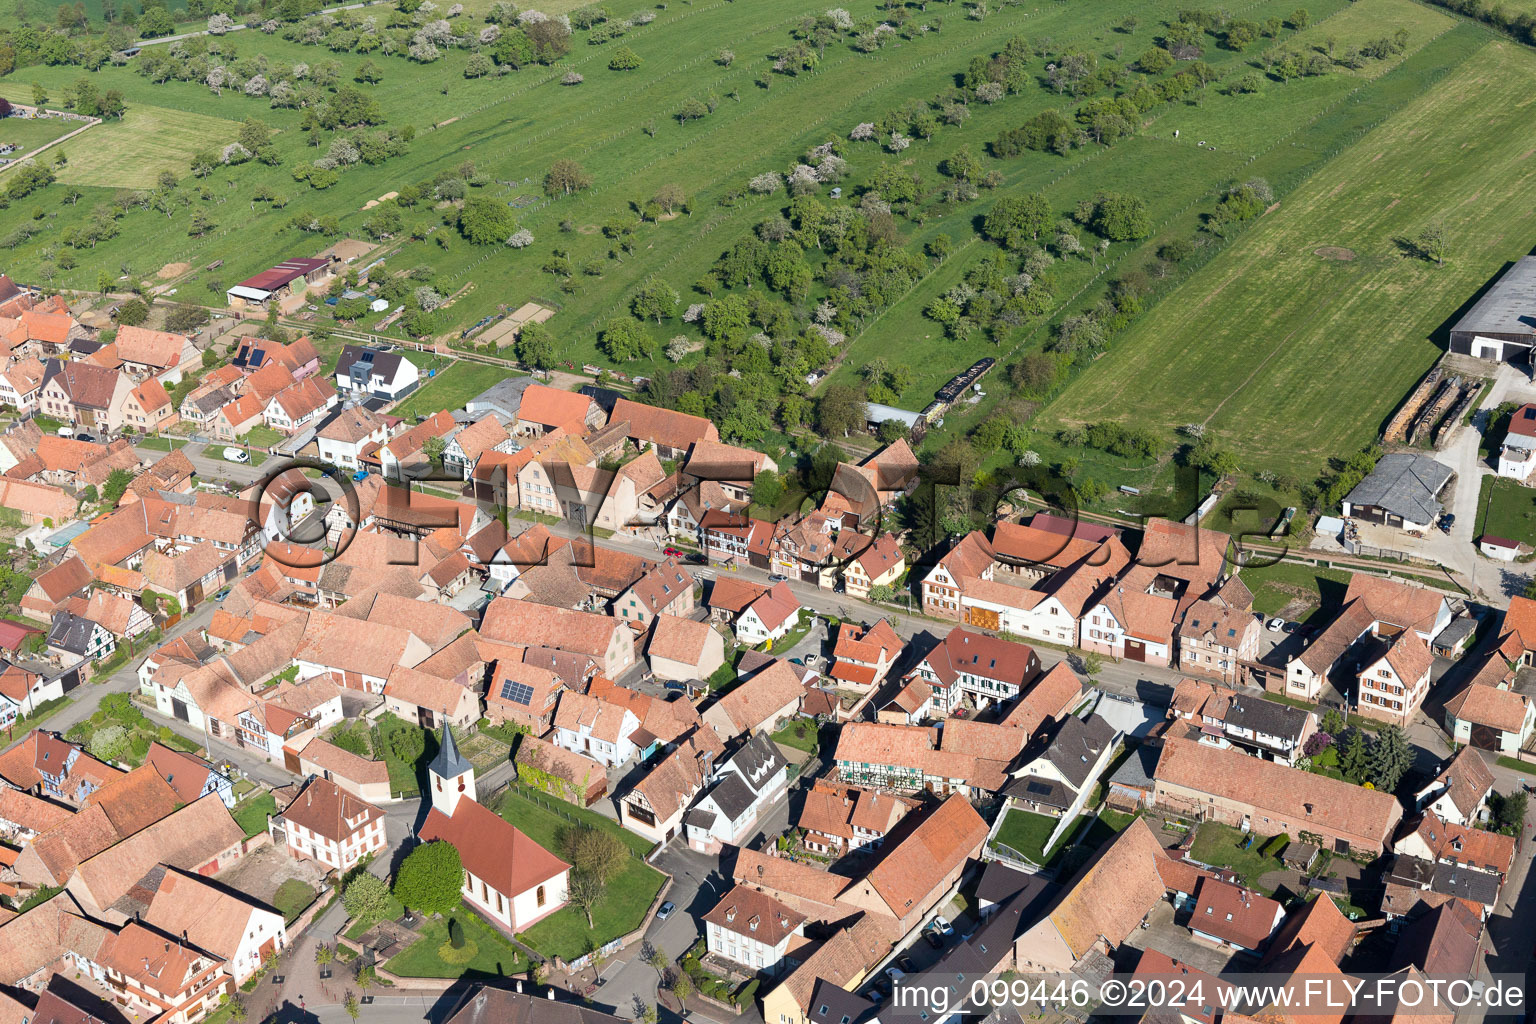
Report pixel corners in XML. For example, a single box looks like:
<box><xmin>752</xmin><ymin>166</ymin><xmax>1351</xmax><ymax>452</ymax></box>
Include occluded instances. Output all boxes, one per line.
<box><xmin>1342</xmin><ymin>452</ymin><xmax>1453</xmax><ymax>532</ymax></box>
<box><xmin>1449</xmin><ymin>256</ymin><xmax>1536</xmax><ymax>363</ymax></box>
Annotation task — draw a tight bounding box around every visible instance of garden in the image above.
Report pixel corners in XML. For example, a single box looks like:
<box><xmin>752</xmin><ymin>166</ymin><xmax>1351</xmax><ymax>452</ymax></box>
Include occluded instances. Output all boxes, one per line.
<box><xmin>66</xmin><ymin>693</ymin><xmax>204</xmax><ymax>768</ymax></box>
<box><xmin>769</xmin><ymin>716</ymin><xmax>819</xmax><ymax>754</ymax></box>
<box><xmin>327</xmin><ymin>712</ymin><xmax>431</xmax><ymax>798</ymax></box>
<box><xmin>385</xmin><ymin>912</ymin><xmax>528</xmax><ymax>979</ymax></box>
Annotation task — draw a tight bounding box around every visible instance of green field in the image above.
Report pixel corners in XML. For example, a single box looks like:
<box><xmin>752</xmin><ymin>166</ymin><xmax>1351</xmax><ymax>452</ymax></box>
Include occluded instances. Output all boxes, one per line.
<box><xmin>1044</xmin><ymin>36</ymin><xmax>1536</xmax><ymax>480</ymax></box>
<box><xmin>50</xmin><ymin>103</ymin><xmax>245</xmax><ymax>189</ymax></box>
<box><xmin>1475</xmin><ymin>474</ymin><xmax>1536</xmax><ymax>549</ymax></box>
<box><xmin>389</xmin><ymin>359</ymin><xmax>519</xmax><ymax>420</ymax></box>
<box><xmin>0</xmin><ymin>115</ymin><xmax>79</xmax><ymax>158</ymax></box>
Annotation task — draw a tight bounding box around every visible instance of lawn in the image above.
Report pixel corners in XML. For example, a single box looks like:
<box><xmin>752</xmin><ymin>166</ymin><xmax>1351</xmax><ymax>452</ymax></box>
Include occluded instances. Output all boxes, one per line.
<box><xmin>0</xmin><ymin>116</ymin><xmax>79</xmax><ymax>158</ymax></box>
<box><xmin>990</xmin><ymin>808</ymin><xmax>1075</xmax><ymax>867</ymax></box>
<box><xmin>136</xmin><ymin>436</ymin><xmax>188</xmax><ymax>452</ymax></box>
<box><xmin>385</xmin><ymin>912</ymin><xmax>528</xmax><ymax>979</ymax></box>
<box><xmin>48</xmin><ymin>103</ymin><xmax>245</xmax><ymax>190</ymax></box>
<box><xmin>237</xmin><ymin>424</ymin><xmax>287</xmax><ymax>448</ymax></box>
<box><xmin>770</xmin><ymin>716</ymin><xmax>819</xmax><ymax>754</ymax></box>
<box><xmin>1475</xmin><ymin>474</ymin><xmax>1536</xmax><ymax>549</ymax></box>
<box><xmin>1045</xmin><ymin>32</ymin><xmax>1536</xmax><ymax>482</ymax></box>
<box><xmin>273</xmin><ymin>878</ymin><xmax>318</xmax><ymax>924</ymax></box>
<box><xmin>1188</xmin><ymin>822</ymin><xmax>1280</xmax><ymax>891</ymax></box>
<box><xmin>389</xmin><ymin>360</ymin><xmax>521</xmax><ymax>421</ymax></box>
<box><xmin>1239</xmin><ymin>561</ymin><xmax>1354</xmax><ymax>619</ymax></box>
<box><xmin>232</xmin><ymin>792</ymin><xmax>277</xmax><ymax>839</ymax></box>
<box><xmin>499</xmin><ymin>788</ymin><xmax>664</xmax><ymax>959</ymax></box>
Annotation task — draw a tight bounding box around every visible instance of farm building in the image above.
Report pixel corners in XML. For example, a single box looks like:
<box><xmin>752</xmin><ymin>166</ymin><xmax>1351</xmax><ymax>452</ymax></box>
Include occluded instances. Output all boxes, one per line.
<box><xmin>1342</xmin><ymin>453</ymin><xmax>1453</xmax><ymax>532</ymax></box>
<box><xmin>864</xmin><ymin>402</ymin><xmax>924</xmax><ymax>437</ymax></box>
<box><xmin>1450</xmin><ymin>256</ymin><xmax>1536</xmax><ymax>363</ymax></box>
<box><xmin>226</xmin><ymin>258</ymin><xmax>333</xmax><ymax>309</ymax></box>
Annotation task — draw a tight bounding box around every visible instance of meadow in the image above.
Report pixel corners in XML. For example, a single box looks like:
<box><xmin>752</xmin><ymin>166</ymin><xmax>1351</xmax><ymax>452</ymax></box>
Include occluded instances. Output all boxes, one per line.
<box><xmin>0</xmin><ymin>0</ymin><xmax>1529</xmax><ymax>497</ymax></box>
<box><xmin>1042</xmin><ymin>37</ymin><xmax>1536</xmax><ymax>480</ymax></box>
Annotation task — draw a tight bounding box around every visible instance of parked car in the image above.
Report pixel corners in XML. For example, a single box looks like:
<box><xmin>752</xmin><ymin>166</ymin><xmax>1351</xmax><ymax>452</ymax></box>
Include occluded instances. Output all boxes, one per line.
<box><xmin>686</xmin><ymin>552</ymin><xmax>708</xmax><ymax>564</ymax></box>
<box><xmin>931</xmin><ymin>915</ymin><xmax>954</xmax><ymax>936</ymax></box>
<box><xmin>656</xmin><ymin>901</ymin><xmax>676</xmax><ymax>920</ymax></box>
<box><xmin>1439</xmin><ymin>513</ymin><xmax>1456</xmax><ymax>534</ymax></box>
<box><xmin>56</xmin><ymin>426</ymin><xmax>75</xmax><ymax>438</ymax></box>
<box><xmin>1280</xmin><ymin>621</ymin><xmax>1300</xmax><ymax>635</ymax></box>
<box><xmin>897</xmin><ymin>956</ymin><xmax>916</xmax><ymax>974</ymax></box>
<box><xmin>223</xmin><ymin>447</ymin><xmax>250</xmax><ymax>463</ymax></box>
<box><xmin>74</xmin><ymin>433</ymin><xmax>96</xmax><ymax>444</ymax></box>
<box><xmin>768</xmin><ymin>573</ymin><xmax>790</xmax><ymax>583</ymax></box>
<box><xmin>663</xmin><ymin>546</ymin><xmax>684</xmax><ymax>558</ymax></box>
<box><xmin>884</xmin><ymin>968</ymin><xmax>905</xmax><ymax>984</ymax></box>
<box><xmin>923</xmin><ymin>931</ymin><xmax>944</xmax><ymax>950</ymax></box>
<box><xmin>1266</xmin><ymin>617</ymin><xmax>1284</xmax><ymax>631</ymax></box>
<box><xmin>352</xmin><ymin>469</ymin><xmax>369</xmax><ymax>481</ymax></box>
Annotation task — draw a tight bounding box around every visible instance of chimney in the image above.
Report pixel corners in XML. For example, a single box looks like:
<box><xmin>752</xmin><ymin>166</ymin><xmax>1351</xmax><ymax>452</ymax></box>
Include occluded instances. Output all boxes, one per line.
<box><xmin>516</xmin><ymin>981</ymin><xmax>522</xmax><ymax>994</ymax></box>
<box><xmin>546</xmin><ymin>988</ymin><xmax>555</xmax><ymax>1001</ymax></box>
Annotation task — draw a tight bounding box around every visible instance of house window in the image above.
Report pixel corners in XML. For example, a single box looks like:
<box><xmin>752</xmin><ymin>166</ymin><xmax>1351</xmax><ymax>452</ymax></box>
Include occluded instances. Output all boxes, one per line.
<box><xmin>536</xmin><ymin>885</ymin><xmax>546</xmax><ymax>907</ymax></box>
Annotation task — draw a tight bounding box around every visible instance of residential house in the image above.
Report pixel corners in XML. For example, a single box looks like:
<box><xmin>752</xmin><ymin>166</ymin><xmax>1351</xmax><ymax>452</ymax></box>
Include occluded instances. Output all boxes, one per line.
<box><xmin>418</xmin><ymin>724</ymin><xmax>571</xmax><ymax>932</ymax></box>
<box><xmin>207</xmin><ymin>393</ymin><xmax>266</xmax><ymax>443</ymax></box>
<box><xmin>702</xmin><ymin>510</ymin><xmax>775</xmax><ymax>571</ymax></box>
<box><xmin>290</xmin><ymin>736</ymin><xmax>393</xmax><ymax>806</ymax></box>
<box><xmin>1178</xmin><ymin>576</ymin><xmax>1262</xmax><ymax>685</ymax></box>
<box><xmin>480</xmin><ymin>599</ymin><xmax>636</xmax><ymax>679</ymax></box>
<box><xmin>841</xmin><ymin>533</ymin><xmax>905</xmax><ymax>599</ymax></box>
<box><xmin>46</xmin><ymin>610</ymin><xmax>115</xmax><ymax>667</ymax></box>
<box><xmin>735</xmin><ymin>581</ymin><xmax>802</xmax><ymax>646</ymax></box>
<box><xmin>514</xmin><ymin>383</ymin><xmax>598</xmax><ymax>438</ymax></box>
<box><xmin>685</xmin><ymin>439</ymin><xmax>777</xmax><ymax>504</ymax></box>
<box><xmin>614</xmin><ymin>562</ymin><xmax>696</xmax><ymax>627</ymax></box>
<box><xmin>1414</xmin><ymin>747</ymin><xmax>1494</xmax><ymax>826</ymax></box>
<box><xmin>1153</xmin><ymin>733</ymin><xmax>1403</xmax><ymax>855</ymax></box>
<box><xmin>836</xmin><ymin>793</ymin><xmax>989</xmax><ymax>935</ymax></box>
<box><xmin>485</xmin><ymin>658</ymin><xmax>565</xmax><ymax>735</ymax></box>
<box><xmin>0</xmin><ymin>661</ymin><xmax>67</xmax><ymax>731</ymax></box>
<box><xmin>1004</xmin><ymin>713</ymin><xmax>1119</xmax><ymax>816</ymax></box>
<box><xmin>21</xmin><ymin>555</ymin><xmax>92</xmax><ymax>620</ymax></box>
<box><xmin>0</xmin><ymin>730</ymin><xmax>118</xmax><ymax>806</ymax></box>
<box><xmin>443</xmin><ymin>416</ymin><xmax>513</xmax><ymax>480</ymax></box>
<box><xmin>610</xmin><ymin>397</ymin><xmax>718</xmax><ymax>459</ymax></box>
<box><xmin>97</xmin><ymin>921</ymin><xmax>232</xmax><ymax>1024</ymax></box>
<box><xmin>292</xmin><ymin>611</ymin><xmax>432</xmax><ymax>694</ymax></box>
<box><xmin>1393</xmin><ymin>809</ymin><xmax>1516</xmax><ymax>880</ymax></box>
<box><xmin>795</xmin><ymin>780</ymin><xmax>915</xmax><ymax>855</ymax></box>
<box><xmin>827</xmin><ymin>619</ymin><xmax>902</xmax><ymax>692</ymax></box>
<box><xmin>552</xmin><ymin>690</ymin><xmax>641</xmax><ymax>768</ymax></box>
<box><xmin>145</xmin><ymin>742</ymin><xmax>235</xmax><ymax>808</ymax></box>
<box><xmin>137</xmin><ymin>867</ymin><xmax>287</xmax><ymax>985</ymax></box>
<box><xmin>121</xmin><ymin>378</ymin><xmax>177</xmax><ymax>434</ymax></box>
<box><xmin>263</xmin><ymin>376</ymin><xmax>338</xmax><ymax>434</ymax></box>
<box><xmin>648</xmin><ymin>614</ymin><xmax>725</xmax><ymax>682</ymax></box>
<box><xmin>619</xmin><ymin>728</ymin><xmax>723</xmax><ymax>845</ymax></box>
<box><xmin>315</xmin><ymin>405</ymin><xmax>390</xmax><ymax>469</ymax></box>
<box><xmin>1168</xmin><ymin>679</ymin><xmax>1317</xmax><ymax>765</ymax></box>
<box><xmin>703</xmin><ymin>660</ymin><xmax>805</xmax><ymax>741</ymax></box>
<box><xmin>1189</xmin><ymin>877</ymin><xmax>1285</xmax><ymax>953</ymax></box>
<box><xmin>37</xmin><ymin>360</ymin><xmax>131</xmax><ymax>431</ymax></box>
<box><xmin>0</xmin><ymin>356</ymin><xmax>45</xmax><ymax>412</ymax></box>
<box><xmin>334</xmin><ymin>346</ymin><xmax>418</xmax><ymax>401</ymax></box>
<box><xmin>911</xmin><ymin>627</ymin><xmax>1042</xmax><ymax>714</ymax></box>
<box><xmin>274</xmin><ymin>776</ymin><xmax>387</xmax><ymax>872</ymax></box>
<box><xmin>231</xmin><ymin>335</ymin><xmax>319</xmax><ymax>378</ymax></box>
<box><xmin>684</xmin><ymin>731</ymin><xmax>788</xmax><ymax>852</ymax></box>
<box><xmin>113</xmin><ymin>326</ymin><xmax>196</xmax><ymax>385</ymax></box>
<box><xmin>704</xmin><ymin>884</ymin><xmax>807</xmax><ymax>975</ymax></box>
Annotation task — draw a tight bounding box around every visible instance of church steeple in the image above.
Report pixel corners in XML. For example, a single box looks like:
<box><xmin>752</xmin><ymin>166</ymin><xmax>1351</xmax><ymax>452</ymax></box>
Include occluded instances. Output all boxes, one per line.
<box><xmin>427</xmin><ymin>719</ymin><xmax>475</xmax><ymax>816</ymax></box>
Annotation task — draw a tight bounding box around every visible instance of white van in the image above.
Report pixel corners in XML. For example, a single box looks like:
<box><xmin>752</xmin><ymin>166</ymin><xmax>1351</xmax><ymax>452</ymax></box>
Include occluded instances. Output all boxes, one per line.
<box><xmin>223</xmin><ymin>447</ymin><xmax>250</xmax><ymax>463</ymax></box>
<box><xmin>56</xmin><ymin>425</ymin><xmax>75</xmax><ymax>438</ymax></box>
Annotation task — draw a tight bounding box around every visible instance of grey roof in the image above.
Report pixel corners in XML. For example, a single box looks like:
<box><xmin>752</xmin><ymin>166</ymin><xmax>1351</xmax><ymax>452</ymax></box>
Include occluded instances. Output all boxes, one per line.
<box><xmin>466</xmin><ymin>376</ymin><xmax>536</xmax><ymax>419</ymax></box>
<box><xmin>724</xmin><ymin>731</ymin><xmax>787</xmax><ymax>794</ymax></box>
<box><xmin>1431</xmin><ymin>862</ymin><xmax>1500</xmax><ymax>907</ymax></box>
<box><xmin>47</xmin><ymin>611</ymin><xmax>98</xmax><ymax>656</ymax></box>
<box><xmin>976</xmin><ymin>860</ymin><xmax>1055</xmax><ymax>912</ymax></box>
<box><xmin>1108</xmin><ymin>741</ymin><xmax>1160</xmax><ymax>792</ymax></box>
<box><xmin>1044</xmin><ymin>712</ymin><xmax>1116</xmax><ymax>790</ymax></box>
<box><xmin>1433</xmin><ymin>616</ymin><xmax>1477</xmax><ymax>650</ymax></box>
<box><xmin>809</xmin><ymin>979</ymin><xmax>877</xmax><ymax>1024</ymax></box>
<box><xmin>702</xmin><ymin>771</ymin><xmax>756</xmax><ymax>822</ymax></box>
<box><xmin>682</xmin><ymin>807</ymin><xmax>717</xmax><ymax>830</ymax></box>
<box><xmin>1344</xmin><ymin>452</ymin><xmax>1453</xmax><ymax>525</ymax></box>
<box><xmin>446</xmin><ymin>987</ymin><xmax>628</xmax><ymax>1024</ymax></box>
<box><xmin>1000</xmin><ymin>774</ymin><xmax>1073</xmax><ymax>810</ymax></box>
<box><xmin>1223</xmin><ymin>693</ymin><xmax>1311</xmax><ymax>742</ymax></box>
<box><xmin>1450</xmin><ymin>256</ymin><xmax>1536</xmax><ymax>339</ymax></box>
<box><xmin>430</xmin><ymin>722</ymin><xmax>473</xmax><ymax>781</ymax></box>
<box><xmin>864</xmin><ymin>402</ymin><xmax>923</xmax><ymax>428</ymax></box>
<box><xmin>335</xmin><ymin>345</ymin><xmax>412</xmax><ymax>385</ymax></box>
<box><xmin>1388</xmin><ymin>854</ymin><xmax>1436</xmax><ymax>888</ymax></box>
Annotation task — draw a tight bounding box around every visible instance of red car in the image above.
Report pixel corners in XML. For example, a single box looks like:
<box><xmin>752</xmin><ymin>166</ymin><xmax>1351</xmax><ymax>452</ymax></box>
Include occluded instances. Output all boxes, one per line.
<box><xmin>663</xmin><ymin>546</ymin><xmax>684</xmax><ymax>558</ymax></box>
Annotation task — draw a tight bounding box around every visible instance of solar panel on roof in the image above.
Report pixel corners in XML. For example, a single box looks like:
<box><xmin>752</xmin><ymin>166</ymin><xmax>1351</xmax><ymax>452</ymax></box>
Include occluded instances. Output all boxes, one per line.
<box><xmin>500</xmin><ymin>679</ymin><xmax>535</xmax><ymax>705</ymax></box>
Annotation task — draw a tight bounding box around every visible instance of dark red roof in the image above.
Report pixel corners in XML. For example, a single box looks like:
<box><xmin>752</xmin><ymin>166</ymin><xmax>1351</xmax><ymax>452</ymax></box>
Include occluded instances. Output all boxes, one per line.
<box><xmin>236</xmin><ymin>258</ymin><xmax>330</xmax><ymax>293</ymax></box>
<box><xmin>0</xmin><ymin>618</ymin><xmax>42</xmax><ymax>650</ymax></box>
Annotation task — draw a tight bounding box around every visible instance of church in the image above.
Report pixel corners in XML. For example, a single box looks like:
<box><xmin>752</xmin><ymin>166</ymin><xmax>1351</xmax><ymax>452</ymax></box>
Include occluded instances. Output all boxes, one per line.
<box><xmin>417</xmin><ymin>722</ymin><xmax>573</xmax><ymax>933</ymax></box>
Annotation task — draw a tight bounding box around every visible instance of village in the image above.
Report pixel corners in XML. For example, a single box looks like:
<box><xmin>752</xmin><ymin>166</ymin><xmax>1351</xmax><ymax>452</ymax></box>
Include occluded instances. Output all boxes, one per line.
<box><xmin>0</xmin><ymin>247</ymin><xmax>1531</xmax><ymax>1024</ymax></box>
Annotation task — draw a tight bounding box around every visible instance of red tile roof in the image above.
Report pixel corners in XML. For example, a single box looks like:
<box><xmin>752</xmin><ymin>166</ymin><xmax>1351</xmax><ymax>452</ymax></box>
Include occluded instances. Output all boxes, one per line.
<box><xmin>418</xmin><ymin>797</ymin><xmax>569</xmax><ymax>899</ymax></box>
